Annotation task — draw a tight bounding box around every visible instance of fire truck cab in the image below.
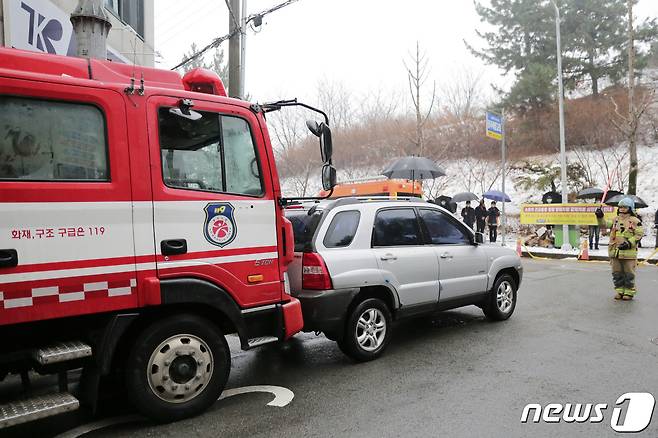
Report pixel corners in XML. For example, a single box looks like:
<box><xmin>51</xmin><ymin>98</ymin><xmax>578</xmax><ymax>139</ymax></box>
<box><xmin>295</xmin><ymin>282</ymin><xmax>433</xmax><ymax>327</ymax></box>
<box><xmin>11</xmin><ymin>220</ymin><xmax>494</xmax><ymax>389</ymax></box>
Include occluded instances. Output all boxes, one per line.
<box><xmin>0</xmin><ymin>47</ymin><xmax>333</xmax><ymax>427</ymax></box>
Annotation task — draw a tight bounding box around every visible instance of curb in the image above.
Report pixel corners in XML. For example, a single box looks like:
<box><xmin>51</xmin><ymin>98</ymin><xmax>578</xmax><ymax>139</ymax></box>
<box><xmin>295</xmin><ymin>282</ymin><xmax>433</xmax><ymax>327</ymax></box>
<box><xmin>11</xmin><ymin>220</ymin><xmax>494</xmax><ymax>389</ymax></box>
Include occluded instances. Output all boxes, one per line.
<box><xmin>521</xmin><ymin>250</ymin><xmax>658</xmax><ymax>263</ymax></box>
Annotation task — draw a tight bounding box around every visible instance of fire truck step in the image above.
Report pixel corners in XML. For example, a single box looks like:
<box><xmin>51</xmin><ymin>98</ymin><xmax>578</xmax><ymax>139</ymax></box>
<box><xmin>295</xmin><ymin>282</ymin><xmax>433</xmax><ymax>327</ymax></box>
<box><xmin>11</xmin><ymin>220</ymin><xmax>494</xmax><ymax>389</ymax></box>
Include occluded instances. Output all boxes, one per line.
<box><xmin>33</xmin><ymin>341</ymin><xmax>92</xmax><ymax>365</ymax></box>
<box><xmin>0</xmin><ymin>393</ymin><xmax>79</xmax><ymax>429</ymax></box>
<box><xmin>247</xmin><ymin>336</ymin><xmax>279</xmax><ymax>348</ymax></box>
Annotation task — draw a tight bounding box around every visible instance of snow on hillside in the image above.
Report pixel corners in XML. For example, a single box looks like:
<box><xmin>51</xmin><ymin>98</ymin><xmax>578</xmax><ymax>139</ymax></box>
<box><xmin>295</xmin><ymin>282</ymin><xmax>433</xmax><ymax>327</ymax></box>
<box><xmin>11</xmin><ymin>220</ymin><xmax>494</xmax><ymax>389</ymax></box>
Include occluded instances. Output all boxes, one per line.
<box><xmin>282</xmin><ymin>143</ymin><xmax>658</xmax><ymax>229</ymax></box>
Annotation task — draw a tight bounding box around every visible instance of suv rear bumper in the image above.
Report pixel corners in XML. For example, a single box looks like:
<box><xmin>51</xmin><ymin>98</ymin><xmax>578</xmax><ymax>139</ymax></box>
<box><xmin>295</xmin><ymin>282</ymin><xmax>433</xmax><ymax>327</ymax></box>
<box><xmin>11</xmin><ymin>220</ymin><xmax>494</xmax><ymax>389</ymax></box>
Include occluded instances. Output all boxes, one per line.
<box><xmin>294</xmin><ymin>288</ymin><xmax>359</xmax><ymax>337</ymax></box>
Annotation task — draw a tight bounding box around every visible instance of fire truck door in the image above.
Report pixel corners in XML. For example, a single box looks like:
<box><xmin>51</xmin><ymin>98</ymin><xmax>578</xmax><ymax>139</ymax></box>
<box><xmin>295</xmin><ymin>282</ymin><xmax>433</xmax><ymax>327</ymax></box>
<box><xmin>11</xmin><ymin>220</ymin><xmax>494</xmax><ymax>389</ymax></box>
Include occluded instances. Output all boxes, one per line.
<box><xmin>0</xmin><ymin>81</ymin><xmax>137</xmax><ymax>325</ymax></box>
<box><xmin>147</xmin><ymin>97</ymin><xmax>281</xmax><ymax>308</ymax></box>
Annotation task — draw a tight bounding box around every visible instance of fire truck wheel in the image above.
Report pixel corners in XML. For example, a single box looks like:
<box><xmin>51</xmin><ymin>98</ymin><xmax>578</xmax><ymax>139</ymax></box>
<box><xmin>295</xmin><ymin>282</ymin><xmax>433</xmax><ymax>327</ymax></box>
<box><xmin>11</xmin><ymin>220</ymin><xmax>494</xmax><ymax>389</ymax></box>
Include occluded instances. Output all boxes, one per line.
<box><xmin>124</xmin><ymin>314</ymin><xmax>230</xmax><ymax>422</ymax></box>
<box><xmin>337</xmin><ymin>298</ymin><xmax>392</xmax><ymax>362</ymax></box>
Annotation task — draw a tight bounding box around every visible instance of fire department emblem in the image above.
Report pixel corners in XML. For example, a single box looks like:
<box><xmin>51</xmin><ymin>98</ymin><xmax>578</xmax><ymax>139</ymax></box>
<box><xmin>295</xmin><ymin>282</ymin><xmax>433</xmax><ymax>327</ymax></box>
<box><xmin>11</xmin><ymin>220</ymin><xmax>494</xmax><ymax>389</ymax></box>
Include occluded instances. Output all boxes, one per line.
<box><xmin>204</xmin><ymin>203</ymin><xmax>237</xmax><ymax>247</ymax></box>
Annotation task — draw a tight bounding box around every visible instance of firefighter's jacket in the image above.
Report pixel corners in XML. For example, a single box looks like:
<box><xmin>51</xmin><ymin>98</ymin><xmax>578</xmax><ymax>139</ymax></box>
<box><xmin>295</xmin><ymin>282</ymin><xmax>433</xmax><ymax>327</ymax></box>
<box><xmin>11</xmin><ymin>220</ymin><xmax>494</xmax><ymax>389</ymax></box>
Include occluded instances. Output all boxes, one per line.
<box><xmin>607</xmin><ymin>214</ymin><xmax>643</xmax><ymax>259</ymax></box>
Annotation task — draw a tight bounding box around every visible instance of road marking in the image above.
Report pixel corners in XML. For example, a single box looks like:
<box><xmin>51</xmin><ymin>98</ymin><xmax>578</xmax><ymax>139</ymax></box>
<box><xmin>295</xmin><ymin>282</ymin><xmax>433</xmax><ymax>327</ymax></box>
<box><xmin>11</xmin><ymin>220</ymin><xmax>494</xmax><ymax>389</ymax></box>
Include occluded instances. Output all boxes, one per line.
<box><xmin>54</xmin><ymin>386</ymin><xmax>294</xmax><ymax>437</ymax></box>
<box><xmin>53</xmin><ymin>415</ymin><xmax>142</xmax><ymax>438</ymax></box>
<box><xmin>218</xmin><ymin>385</ymin><xmax>294</xmax><ymax>407</ymax></box>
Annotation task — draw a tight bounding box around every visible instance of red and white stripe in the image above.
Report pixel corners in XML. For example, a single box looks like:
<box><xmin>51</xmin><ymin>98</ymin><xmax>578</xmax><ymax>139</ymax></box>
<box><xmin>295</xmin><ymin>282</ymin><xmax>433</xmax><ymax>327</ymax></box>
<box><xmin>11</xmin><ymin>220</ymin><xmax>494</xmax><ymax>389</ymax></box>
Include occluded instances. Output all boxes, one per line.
<box><xmin>0</xmin><ymin>278</ymin><xmax>137</xmax><ymax>309</ymax></box>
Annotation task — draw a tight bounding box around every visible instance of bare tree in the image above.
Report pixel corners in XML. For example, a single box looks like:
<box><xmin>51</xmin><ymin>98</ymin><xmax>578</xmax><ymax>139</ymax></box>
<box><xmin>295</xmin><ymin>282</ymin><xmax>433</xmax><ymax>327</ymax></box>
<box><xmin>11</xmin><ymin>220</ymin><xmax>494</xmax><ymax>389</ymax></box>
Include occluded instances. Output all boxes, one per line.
<box><xmin>441</xmin><ymin>68</ymin><xmax>484</xmax><ymax>122</ymax></box>
<box><xmin>358</xmin><ymin>88</ymin><xmax>401</xmax><ymax>123</ymax></box>
<box><xmin>404</xmin><ymin>41</ymin><xmax>436</xmax><ymax>156</ymax></box>
<box><xmin>315</xmin><ymin>78</ymin><xmax>354</xmax><ymax>130</ymax></box>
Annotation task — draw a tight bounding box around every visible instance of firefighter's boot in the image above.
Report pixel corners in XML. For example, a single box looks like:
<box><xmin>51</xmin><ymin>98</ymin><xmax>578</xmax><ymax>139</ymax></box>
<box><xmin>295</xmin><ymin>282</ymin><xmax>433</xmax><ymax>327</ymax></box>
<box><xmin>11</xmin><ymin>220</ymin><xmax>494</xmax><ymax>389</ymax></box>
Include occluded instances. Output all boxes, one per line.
<box><xmin>611</xmin><ymin>271</ymin><xmax>625</xmax><ymax>298</ymax></box>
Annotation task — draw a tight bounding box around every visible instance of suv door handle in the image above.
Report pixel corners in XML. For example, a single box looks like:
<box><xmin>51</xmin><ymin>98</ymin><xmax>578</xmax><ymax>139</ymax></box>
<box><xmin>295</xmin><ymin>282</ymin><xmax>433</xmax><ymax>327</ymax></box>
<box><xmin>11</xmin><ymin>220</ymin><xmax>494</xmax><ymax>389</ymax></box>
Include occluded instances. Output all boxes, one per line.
<box><xmin>439</xmin><ymin>252</ymin><xmax>453</xmax><ymax>259</ymax></box>
<box><xmin>161</xmin><ymin>239</ymin><xmax>188</xmax><ymax>256</ymax></box>
<box><xmin>380</xmin><ymin>253</ymin><xmax>397</xmax><ymax>261</ymax></box>
<box><xmin>0</xmin><ymin>249</ymin><xmax>18</xmax><ymax>268</ymax></box>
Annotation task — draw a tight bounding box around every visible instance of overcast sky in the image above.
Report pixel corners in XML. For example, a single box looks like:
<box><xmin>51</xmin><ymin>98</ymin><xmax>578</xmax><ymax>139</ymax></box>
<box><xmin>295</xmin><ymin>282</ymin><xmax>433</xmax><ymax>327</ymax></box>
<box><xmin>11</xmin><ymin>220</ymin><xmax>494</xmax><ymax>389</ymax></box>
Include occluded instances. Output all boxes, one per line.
<box><xmin>155</xmin><ymin>0</ymin><xmax>658</xmax><ymax>105</ymax></box>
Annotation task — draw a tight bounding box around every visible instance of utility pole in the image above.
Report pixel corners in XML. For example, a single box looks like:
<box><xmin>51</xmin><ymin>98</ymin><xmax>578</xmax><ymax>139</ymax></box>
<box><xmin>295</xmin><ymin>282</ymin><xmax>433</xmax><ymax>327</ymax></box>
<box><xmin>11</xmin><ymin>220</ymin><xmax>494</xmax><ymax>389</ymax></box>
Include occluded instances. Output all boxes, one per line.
<box><xmin>239</xmin><ymin>0</ymin><xmax>247</xmax><ymax>99</ymax></box>
<box><xmin>228</xmin><ymin>0</ymin><xmax>241</xmax><ymax>98</ymax></box>
<box><xmin>627</xmin><ymin>0</ymin><xmax>638</xmax><ymax>195</ymax></box>
<box><xmin>501</xmin><ymin>109</ymin><xmax>506</xmax><ymax>247</ymax></box>
<box><xmin>550</xmin><ymin>0</ymin><xmax>571</xmax><ymax>250</ymax></box>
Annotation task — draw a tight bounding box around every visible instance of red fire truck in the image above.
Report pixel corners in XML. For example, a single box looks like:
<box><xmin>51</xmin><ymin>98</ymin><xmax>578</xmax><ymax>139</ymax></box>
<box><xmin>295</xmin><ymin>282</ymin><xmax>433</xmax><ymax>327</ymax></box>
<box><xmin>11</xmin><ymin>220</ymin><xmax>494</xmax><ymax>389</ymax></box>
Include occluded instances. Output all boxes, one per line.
<box><xmin>0</xmin><ymin>47</ymin><xmax>335</xmax><ymax>427</ymax></box>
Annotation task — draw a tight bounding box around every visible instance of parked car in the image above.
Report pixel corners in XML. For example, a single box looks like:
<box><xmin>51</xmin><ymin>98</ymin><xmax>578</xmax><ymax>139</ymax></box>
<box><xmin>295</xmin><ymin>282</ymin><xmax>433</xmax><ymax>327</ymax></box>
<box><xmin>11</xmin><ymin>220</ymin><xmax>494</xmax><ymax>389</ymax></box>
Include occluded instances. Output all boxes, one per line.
<box><xmin>285</xmin><ymin>197</ymin><xmax>523</xmax><ymax>361</ymax></box>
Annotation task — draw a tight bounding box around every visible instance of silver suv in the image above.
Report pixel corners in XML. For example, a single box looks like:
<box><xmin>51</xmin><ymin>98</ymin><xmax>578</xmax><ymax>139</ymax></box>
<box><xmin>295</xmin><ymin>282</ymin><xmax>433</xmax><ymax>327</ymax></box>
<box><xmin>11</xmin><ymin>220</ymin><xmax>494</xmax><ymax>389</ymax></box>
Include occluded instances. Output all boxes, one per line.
<box><xmin>285</xmin><ymin>197</ymin><xmax>523</xmax><ymax>362</ymax></box>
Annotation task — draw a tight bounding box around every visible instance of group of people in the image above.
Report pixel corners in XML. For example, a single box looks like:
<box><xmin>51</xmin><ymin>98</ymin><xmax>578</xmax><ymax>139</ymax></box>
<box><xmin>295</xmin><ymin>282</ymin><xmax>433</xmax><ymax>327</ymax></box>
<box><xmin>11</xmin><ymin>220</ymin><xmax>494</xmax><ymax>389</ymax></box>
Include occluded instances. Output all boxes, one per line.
<box><xmin>460</xmin><ymin>200</ymin><xmax>501</xmax><ymax>243</ymax></box>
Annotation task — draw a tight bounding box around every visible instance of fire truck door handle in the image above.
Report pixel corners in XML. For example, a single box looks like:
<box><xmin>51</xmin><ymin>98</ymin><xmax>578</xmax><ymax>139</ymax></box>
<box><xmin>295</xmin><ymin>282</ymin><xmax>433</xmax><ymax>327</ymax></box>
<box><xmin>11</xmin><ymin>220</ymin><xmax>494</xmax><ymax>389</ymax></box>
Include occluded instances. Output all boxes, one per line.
<box><xmin>161</xmin><ymin>239</ymin><xmax>188</xmax><ymax>256</ymax></box>
<box><xmin>0</xmin><ymin>249</ymin><xmax>18</xmax><ymax>268</ymax></box>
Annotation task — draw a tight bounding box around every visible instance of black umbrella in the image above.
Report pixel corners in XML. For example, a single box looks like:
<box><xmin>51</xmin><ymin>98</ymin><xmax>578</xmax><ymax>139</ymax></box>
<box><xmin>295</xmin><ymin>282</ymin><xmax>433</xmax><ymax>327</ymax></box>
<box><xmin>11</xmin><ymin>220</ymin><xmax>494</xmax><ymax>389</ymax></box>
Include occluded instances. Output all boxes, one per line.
<box><xmin>434</xmin><ymin>195</ymin><xmax>457</xmax><ymax>213</ymax></box>
<box><xmin>576</xmin><ymin>187</ymin><xmax>604</xmax><ymax>199</ymax></box>
<box><xmin>603</xmin><ymin>190</ymin><xmax>623</xmax><ymax>202</ymax></box>
<box><xmin>542</xmin><ymin>191</ymin><xmax>562</xmax><ymax>204</ymax></box>
<box><xmin>452</xmin><ymin>192</ymin><xmax>479</xmax><ymax>203</ymax></box>
<box><xmin>382</xmin><ymin>156</ymin><xmax>446</xmax><ymax>196</ymax></box>
<box><xmin>605</xmin><ymin>194</ymin><xmax>648</xmax><ymax>209</ymax></box>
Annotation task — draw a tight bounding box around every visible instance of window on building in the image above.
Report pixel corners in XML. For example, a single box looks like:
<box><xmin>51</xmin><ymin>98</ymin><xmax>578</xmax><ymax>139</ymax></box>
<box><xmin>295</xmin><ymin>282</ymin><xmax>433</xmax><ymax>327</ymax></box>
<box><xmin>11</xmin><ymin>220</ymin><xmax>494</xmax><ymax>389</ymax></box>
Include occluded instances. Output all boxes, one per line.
<box><xmin>106</xmin><ymin>0</ymin><xmax>144</xmax><ymax>38</ymax></box>
<box><xmin>0</xmin><ymin>96</ymin><xmax>108</xmax><ymax>181</ymax></box>
<box><xmin>158</xmin><ymin>108</ymin><xmax>263</xmax><ymax>196</ymax></box>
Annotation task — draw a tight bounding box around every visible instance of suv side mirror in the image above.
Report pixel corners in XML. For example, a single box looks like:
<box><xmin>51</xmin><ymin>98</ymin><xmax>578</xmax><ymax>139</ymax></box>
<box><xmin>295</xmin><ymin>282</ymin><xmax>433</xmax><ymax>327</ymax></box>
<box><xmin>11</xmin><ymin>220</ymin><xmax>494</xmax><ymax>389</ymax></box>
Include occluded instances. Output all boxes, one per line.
<box><xmin>321</xmin><ymin>164</ymin><xmax>337</xmax><ymax>191</ymax></box>
<box><xmin>474</xmin><ymin>232</ymin><xmax>484</xmax><ymax>244</ymax></box>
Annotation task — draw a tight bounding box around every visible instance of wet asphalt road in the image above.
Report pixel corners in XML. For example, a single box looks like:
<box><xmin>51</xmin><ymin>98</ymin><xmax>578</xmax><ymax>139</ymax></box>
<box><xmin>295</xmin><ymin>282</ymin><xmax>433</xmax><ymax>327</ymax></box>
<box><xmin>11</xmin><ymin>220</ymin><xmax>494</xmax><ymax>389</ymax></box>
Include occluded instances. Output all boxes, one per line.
<box><xmin>5</xmin><ymin>258</ymin><xmax>658</xmax><ymax>438</ymax></box>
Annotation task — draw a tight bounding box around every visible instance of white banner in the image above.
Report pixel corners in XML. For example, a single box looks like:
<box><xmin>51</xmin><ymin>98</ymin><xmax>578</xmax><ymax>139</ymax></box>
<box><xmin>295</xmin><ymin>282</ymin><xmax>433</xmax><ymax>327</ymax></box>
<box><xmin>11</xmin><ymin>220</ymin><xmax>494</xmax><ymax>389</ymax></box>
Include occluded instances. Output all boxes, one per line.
<box><xmin>6</xmin><ymin>0</ymin><xmax>73</xmax><ymax>56</ymax></box>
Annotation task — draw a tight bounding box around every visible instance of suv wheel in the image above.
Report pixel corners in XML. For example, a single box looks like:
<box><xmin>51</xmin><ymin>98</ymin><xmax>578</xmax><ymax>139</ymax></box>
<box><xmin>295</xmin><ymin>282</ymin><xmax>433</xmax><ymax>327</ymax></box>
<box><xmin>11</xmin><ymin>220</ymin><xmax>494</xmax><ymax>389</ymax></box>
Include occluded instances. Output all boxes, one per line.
<box><xmin>338</xmin><ymin>298</ymin><xmax>392</xmax><ymax>362</ymax></box>
<box><xmin>483</xmin><ymin>273</ymin><xmax>517</xmax><ymax>321</ymax></box>
<box><xmin>124</xmin><ymin>314</ymin><xmax>230</xmax><ymax>422</ymax></box>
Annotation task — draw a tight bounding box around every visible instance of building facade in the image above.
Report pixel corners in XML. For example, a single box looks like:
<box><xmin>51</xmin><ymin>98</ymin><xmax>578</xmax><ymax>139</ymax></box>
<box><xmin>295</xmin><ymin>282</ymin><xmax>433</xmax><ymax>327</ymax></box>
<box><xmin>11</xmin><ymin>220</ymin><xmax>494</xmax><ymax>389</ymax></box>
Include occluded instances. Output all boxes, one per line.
<box><xmin>0</xmin><ymin>0</ymin><xmax>154</xmax><ymax>66</ymax></box>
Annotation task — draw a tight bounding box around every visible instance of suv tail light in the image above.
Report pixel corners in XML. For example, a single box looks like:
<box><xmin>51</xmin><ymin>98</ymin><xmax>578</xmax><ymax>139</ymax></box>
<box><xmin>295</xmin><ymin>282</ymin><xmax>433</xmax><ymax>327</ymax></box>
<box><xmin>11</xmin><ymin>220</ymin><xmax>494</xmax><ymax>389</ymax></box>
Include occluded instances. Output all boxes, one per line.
<box><xmin>302</xmin><ymin>252</ymin><xmax>333</xmax><ymax>290</ymax></box>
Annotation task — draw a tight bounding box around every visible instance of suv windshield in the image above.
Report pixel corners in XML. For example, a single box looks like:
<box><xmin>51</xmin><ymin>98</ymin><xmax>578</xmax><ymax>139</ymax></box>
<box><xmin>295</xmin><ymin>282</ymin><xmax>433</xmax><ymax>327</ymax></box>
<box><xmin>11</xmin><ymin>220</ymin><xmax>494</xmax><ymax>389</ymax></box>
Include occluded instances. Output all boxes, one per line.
<box><xmin>285</xmin><ymin>209</ymin><xmax>324</xmax><ymax>252</ymax></box>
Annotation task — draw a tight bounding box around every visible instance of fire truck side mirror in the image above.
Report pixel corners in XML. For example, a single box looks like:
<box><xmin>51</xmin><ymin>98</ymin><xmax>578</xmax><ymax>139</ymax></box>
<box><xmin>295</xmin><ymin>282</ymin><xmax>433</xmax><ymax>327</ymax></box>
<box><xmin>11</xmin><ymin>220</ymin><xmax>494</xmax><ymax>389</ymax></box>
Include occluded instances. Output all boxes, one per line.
<box><xmin>306</xmin><ymin>120</ymin><xmax>333</xmax><ymax>163</ymax></box>
<box><xmin>321</xmin><ymin>164</ymin><xmax>337</xmax><ymax>191</ymax></box>
<box><xmin>306</xmin><ymin>120</ymin><xmax>320</xmax><ymax>136</ymax></box>
<box><xmin>319</xmin><ymin>124</ymin><xmax>332</xmax><ymax>163</ymax></box>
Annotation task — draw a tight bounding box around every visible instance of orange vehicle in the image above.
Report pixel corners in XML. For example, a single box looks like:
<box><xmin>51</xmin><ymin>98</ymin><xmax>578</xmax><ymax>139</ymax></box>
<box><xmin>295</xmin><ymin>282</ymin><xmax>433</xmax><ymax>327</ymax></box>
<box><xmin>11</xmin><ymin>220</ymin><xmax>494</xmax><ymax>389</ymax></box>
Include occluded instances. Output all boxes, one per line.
<box><xmin>319</xmin><ymin>177</ymin><xmax>423</xmax><ymax>198</ymax></box>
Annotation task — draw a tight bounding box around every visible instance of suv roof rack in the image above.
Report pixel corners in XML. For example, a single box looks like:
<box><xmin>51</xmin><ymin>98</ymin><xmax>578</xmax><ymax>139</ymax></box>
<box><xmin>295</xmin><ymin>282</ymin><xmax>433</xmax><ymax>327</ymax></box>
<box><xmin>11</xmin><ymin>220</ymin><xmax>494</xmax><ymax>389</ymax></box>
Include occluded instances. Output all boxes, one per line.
<box><xmin>284</xmin><ymin>196</ymin><xmax>429</xmax><ymax>214</ymax></box>
<box><xmin>327</xmin><ymin>195</ymin><xmax>426</xmax><ymax>209</ymax></box>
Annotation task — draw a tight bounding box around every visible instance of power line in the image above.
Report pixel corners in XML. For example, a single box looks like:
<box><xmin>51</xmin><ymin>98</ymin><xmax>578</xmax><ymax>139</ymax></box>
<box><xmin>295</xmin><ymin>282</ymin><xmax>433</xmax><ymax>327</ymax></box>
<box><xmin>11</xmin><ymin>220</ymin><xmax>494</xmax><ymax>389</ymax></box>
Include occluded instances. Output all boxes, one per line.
<box><xmin>170</xmin><ymin>27</ymin><xmax>240</xmax><ymax>71</ymax></box>
<box><xmin>171</xmin><ymin>0</ymin><xmax>301</xmax><ymax>71</ymax></box>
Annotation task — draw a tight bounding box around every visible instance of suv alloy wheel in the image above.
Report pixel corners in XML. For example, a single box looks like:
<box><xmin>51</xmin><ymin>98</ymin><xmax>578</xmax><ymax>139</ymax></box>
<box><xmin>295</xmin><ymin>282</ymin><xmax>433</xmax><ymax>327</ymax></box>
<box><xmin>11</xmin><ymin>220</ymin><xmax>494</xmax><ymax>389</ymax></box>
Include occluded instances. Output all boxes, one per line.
<box><xmin>338</xmin><ymin>298</ymin><xmax>393</xmax><ymax>362</ymax></box>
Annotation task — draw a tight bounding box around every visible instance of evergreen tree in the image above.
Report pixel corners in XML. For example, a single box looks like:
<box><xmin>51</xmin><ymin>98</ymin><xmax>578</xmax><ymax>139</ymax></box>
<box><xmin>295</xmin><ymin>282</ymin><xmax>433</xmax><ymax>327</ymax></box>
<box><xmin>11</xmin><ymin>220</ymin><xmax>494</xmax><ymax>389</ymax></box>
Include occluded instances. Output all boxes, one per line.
<box><xmin>468</xmin><ymin>0</ymin><xmax>658</xmax><ymax>108</ymax></box>
<box><xmin>563</xmin><ymin>0</ymin><xmax>656</xmax><ymax>95</ymax></box>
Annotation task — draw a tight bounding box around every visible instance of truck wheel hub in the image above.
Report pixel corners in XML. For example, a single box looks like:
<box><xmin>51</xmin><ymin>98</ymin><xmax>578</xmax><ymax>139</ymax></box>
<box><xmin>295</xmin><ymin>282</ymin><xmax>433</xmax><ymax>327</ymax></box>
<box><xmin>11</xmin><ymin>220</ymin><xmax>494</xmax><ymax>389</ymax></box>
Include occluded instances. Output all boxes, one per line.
<box><xmin>147</xmin><ymin>334</ymin><xmax>214</xmax><ymax>403</ymax></box>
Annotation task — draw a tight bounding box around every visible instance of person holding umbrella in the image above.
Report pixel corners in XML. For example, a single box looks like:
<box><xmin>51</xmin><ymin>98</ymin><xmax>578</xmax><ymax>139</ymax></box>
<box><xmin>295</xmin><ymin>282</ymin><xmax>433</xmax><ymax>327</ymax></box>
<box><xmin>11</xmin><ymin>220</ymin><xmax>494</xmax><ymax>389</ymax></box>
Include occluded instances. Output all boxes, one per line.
<box><xmin>599</xmin><ymin>197</ymin><xmax>643</xmax><ymax>300</ymax></box>
<box><xmin>487</xmin><ymin>201</ymin><xmax>501</xmax><ymax>243</ymax></box>
<box><xmin>475</xmin><ymin>200</ymin><xmax>487</xmax><ymax>236</ymax></box>
<box><xmin>461</xmin><ymin>201</ymin><xmax>476</xmax><ymax>229</ymax></box>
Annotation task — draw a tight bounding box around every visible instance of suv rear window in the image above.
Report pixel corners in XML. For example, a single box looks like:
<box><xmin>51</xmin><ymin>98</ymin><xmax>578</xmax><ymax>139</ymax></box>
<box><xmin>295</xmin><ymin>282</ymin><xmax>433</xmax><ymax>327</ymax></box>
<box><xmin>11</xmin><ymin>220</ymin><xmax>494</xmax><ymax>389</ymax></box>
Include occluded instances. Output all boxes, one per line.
<box><xmin>323</xmin><ymin>210</ymin><xmax>360</xmax><ymax>248</ymax></box>
<box><xmin>286</xmin><ymin>209</ymin><xmax>324</xmax><ymax>252</ymax></box>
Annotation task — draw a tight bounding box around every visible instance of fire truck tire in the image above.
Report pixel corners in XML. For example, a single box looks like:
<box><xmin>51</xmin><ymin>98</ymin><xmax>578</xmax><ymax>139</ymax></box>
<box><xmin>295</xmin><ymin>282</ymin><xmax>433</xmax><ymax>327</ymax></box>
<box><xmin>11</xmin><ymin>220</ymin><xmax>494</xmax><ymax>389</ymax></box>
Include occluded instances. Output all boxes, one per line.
<box><xmin>124</xmin><ymin>314</ymin><xmax>230</xmax><ymax>422</ymax></box>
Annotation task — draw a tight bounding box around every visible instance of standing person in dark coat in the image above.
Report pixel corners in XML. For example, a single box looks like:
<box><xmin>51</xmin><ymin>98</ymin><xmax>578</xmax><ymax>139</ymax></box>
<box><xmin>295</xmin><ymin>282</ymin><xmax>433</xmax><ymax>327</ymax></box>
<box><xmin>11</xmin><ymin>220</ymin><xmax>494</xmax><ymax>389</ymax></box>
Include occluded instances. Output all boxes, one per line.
<box><xmin>461</xmin><ymin>201</ymin><xmax>476</xmax><ymax>230</ymax></box>
<box><xmin>475</xmin><ymin>200</ymin><xmax>487</xmax><ymax>235</ymax></box>
<box><xmin>487</xmin><ymin>201</ymin><xmax>501</xmax><ymax>243</ymax></box>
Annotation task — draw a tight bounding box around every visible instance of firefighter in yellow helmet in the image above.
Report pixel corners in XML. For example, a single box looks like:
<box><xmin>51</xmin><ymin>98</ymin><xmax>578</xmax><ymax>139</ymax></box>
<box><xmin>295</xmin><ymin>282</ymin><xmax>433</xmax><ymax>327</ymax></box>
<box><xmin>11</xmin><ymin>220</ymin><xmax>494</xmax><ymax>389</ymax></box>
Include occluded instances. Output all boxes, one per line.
<box><xmin>599</xmin><ymin>197</ymin><xmax>643</xmax><ymax>300</ymax></box>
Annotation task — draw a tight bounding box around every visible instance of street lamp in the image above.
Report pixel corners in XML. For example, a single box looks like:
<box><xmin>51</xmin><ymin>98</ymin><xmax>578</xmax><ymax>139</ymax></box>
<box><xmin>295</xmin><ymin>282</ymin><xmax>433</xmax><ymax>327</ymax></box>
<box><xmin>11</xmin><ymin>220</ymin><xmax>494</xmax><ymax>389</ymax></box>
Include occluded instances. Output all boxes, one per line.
<box><xmin>550</xmin><ymin>0</ymin><xmax>571</xmax><ymax>250</ymax></box>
